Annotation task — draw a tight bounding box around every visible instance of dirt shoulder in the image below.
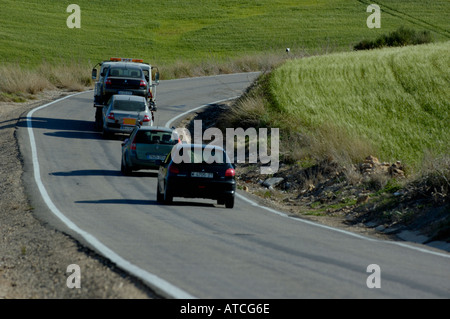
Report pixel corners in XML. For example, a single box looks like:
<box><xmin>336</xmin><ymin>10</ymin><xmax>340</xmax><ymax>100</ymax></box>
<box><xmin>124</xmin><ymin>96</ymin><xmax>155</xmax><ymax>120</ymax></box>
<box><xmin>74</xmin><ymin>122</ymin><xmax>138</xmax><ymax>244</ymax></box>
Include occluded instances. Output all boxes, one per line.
<box><xmin>0</xmin><ymin>90</ymin><xmax>157</xmax><ymax>299</ymax></box>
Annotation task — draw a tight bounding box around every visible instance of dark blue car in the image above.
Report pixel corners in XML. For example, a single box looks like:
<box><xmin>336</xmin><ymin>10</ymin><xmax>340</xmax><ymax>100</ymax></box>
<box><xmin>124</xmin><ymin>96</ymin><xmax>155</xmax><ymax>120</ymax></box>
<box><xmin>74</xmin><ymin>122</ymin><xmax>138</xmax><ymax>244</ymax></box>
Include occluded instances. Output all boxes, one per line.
<box><xmin>157</xmin><ymin>144</ymin><xmax>236</xmax><ymax>208</ymax></box>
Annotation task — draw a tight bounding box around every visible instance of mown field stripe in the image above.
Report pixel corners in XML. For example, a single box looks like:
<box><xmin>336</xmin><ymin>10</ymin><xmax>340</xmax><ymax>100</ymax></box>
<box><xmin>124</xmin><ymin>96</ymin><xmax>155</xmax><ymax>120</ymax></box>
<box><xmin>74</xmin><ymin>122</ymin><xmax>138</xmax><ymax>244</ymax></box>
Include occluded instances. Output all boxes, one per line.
<box><xmin>356</xmin><ymin>0</ymin><xmax>450</xmax><ymax>38</ymax></box>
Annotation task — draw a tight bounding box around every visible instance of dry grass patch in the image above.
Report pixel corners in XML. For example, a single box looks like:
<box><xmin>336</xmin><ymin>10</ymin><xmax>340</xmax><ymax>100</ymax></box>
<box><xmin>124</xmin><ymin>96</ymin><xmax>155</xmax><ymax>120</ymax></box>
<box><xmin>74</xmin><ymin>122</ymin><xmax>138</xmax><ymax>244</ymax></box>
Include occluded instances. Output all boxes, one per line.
<box><xmin>0</xmin><ymin>62</ymin><xmax>93</xmax><ymax>102</ymax></box>
<box><xmin>0</xmin><ymin>65</ymin><xmax>53</xmax><ymax>98</ymax></box>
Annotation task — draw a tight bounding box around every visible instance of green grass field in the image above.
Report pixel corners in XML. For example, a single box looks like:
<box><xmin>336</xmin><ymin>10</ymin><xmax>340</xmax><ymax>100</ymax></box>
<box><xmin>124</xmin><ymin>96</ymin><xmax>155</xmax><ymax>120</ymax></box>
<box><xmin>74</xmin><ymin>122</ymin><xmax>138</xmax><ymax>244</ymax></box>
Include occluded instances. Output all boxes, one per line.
<box><xmin>1</xmin><ymin>0</ymin><xmax>449</xmax><ymax>69</ymax></box>
<box><xmin>1</xmin><ymin>0</ymin><xmax>449</xmax><ymax>167</ymax></box>
<box><xmin>232</xmin><ymin>41</ymin><xmax>449</xmax><ymax>170</ymax></box>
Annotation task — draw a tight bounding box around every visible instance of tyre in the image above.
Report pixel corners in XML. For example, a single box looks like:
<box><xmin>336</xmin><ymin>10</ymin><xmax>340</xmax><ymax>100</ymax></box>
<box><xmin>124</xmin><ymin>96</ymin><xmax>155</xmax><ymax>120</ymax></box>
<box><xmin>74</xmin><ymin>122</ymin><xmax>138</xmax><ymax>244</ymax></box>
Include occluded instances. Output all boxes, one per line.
<box><xmin>164</xmin><ymin>183</ymin><xmax>173</xmax><ymax>204</ymax></box>
<box><xmin>156</xmin><ymin>184</ymin><xmax>164</xmax><ymax>203</ymax></box>
<box><xmin>225</xmin><ymin>196</ymin><xmax>234</xmax><ymax>209</ymax></box>
<box><xmin>94</xmin><ymin>108</ymin><xmax>103</xmax><ymax>131</ymax></box>
<box><xmin>102</xmin><ymin>127</ymin><xmax>112</xmax><ymax>139</ymax></box>
<box><xmin>121</xmin><ymin>157</ymin><xmax>132</xmax><ymax>176</ymax></box>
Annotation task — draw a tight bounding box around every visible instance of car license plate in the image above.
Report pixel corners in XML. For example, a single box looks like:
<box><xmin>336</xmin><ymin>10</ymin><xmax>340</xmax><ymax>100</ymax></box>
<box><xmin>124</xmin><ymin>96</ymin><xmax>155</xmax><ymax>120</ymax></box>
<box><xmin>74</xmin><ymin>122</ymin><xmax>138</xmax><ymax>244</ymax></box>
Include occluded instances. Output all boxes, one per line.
<box><xmin>147</xmin><ymin>154</ymin><xmax>166</xmax><ymax>160</ymax></box>
<box><xmin>191</xmin><ymin>172</ymin><xmax>213</xmax><ymax>178</ymax></box>
<box><xmin>118</xmin><ymin>91</ymin><xmax>133</xmax><ymax>95</ymax></box>
<box><xmin>123</xmin><ymin>118</ymin><xmax>136</xmax><ymax>125</ymax></box>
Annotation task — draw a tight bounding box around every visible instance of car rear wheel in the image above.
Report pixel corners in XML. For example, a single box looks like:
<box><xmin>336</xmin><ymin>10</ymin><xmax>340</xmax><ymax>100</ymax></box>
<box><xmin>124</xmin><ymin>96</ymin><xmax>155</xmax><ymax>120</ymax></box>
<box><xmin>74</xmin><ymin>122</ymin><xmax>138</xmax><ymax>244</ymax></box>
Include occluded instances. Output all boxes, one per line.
<box><xmin>156</xmin><ymin>184</ymin><xmax>164</xmax><ymax>203</ymax></box>
<box><xmin>121</xmin><ymin>157</ymin><xmax>132</xmax><ymax>175</ymax></box>
<box><xmin>225</xmin><ymin>196</ymin><xmax>234</xmax><ymax>209</ymax></box>
<box><xmin>164</xmin><ymin>183</ymin><xmax>173</xmax><ymax>204</ymax></box>
<box><xmin>102</xmin><ymin>128</ymin><xmax>112</xmax><ymax>139</ymax></box>
<box><xmin>95</xmin><ymin>108</ymin><xmax>103</xmax><ymax>131</ymax></box>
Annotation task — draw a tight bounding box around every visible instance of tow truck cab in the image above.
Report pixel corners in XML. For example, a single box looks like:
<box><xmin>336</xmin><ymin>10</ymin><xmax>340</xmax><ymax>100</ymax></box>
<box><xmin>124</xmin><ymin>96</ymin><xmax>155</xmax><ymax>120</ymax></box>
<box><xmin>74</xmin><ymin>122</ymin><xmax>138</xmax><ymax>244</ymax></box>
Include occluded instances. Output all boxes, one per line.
<box><xmin>91</xmin><ymin>57</ymin><xmax>160</xmax><ymax>130</ymax></box>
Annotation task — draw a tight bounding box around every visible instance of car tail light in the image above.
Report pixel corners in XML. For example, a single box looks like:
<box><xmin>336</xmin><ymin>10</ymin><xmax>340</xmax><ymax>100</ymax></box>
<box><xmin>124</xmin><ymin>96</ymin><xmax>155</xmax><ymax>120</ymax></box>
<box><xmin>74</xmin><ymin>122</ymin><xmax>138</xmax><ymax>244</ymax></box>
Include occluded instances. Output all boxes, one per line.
<box><xmin>225</xmin><ymin>168</ymin><xmax>235</xmax><ymax>177</ymax></box>
<box><xmin>105</xmin><ymin>79</ymin><xmax>112</xmax><ymax>87</ymax></box>
<box><xmin>107</xmin><ymin>112</ymin><xmax>115</xmax><ymax>120</ymax></box>
<box><xmin>140</xmin><ymin>80</ymin><xmax>146</xmax><ymax>88</ymax></box>
<box><xmin>142</xmin><ymin>115</ymin><xmax>151</xmax><ymax>122</ymax></box>
<box><xmin>169</xmin><ymin>165</ymin><xmax>180</xmax><ymax>174</ymax></box>
<box><xmin>110</xmin><ymin>57</ymin><xmax>144</xmax><ymax>63</ymax></box>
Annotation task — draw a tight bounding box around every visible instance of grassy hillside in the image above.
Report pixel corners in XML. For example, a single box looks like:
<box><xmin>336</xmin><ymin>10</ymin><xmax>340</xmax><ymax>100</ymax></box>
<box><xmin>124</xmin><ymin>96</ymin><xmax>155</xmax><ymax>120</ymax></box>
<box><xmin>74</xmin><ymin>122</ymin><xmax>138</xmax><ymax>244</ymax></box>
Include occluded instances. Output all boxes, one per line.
<box><xmin>1</xmin><ymin>0</ymin><xmax>449</xmax><ymax>68</ymax></box>
<box><xmin>224</xmin><ymin>41</ymin><xmax>449</xmax><ymax>171</ymax></box>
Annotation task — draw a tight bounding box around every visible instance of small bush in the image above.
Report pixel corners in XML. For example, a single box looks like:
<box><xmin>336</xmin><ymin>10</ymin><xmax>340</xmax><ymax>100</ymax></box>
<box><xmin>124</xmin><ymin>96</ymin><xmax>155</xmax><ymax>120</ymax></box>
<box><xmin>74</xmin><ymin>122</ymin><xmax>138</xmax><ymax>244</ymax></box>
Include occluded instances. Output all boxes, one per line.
<box><xmin>354</xmin><ymin>27</ymin><xmax>433</xmax><ymax>51</ymax></box>
<box><xmin>415</xmin><ymin>155</ymin><xmax>450</xmax><ymax>204</ymax></box>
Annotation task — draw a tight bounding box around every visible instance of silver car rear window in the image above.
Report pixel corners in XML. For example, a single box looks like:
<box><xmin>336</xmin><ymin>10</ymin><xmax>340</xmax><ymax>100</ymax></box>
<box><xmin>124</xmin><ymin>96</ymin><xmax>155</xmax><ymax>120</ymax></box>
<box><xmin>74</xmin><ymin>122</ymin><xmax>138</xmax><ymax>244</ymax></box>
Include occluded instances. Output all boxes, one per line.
<box><xmin>113</xmin><ymin>100</ymin><xmax>146</xmax><ymax>112</ymax></box>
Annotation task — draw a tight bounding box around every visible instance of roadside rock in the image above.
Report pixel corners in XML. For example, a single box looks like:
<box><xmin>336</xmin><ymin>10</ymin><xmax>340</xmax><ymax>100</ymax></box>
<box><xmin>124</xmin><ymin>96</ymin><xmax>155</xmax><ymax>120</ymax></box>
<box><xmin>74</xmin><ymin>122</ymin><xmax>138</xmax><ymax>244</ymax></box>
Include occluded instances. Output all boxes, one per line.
<box><xmin>262</xmin><ymin>177</ymin><xmax>284</xmax><ymax>189</ymax></box>
<box><xmin>360</xmin><ymin>155</ymin><xmax>405</xmax><ymax>178</ymax></box>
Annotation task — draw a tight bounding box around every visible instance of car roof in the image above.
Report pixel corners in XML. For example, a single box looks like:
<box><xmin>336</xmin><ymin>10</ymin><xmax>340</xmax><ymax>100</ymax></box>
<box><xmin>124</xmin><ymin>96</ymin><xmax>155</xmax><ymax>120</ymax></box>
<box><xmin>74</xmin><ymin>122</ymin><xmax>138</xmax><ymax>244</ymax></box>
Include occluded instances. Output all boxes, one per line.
<box><xmin>108</xmin><ymin>62</ymin><xmax>144</xmax><ymax>69</ymax></box>
<box><xmin>103</xmin><ymin>62</ymin><xmax>150</xmax><ymax>70</ymax></box>
<box><xmin>175</xmin><ymin>143</ymin><xmax>226</xmax><ymax>151</ymax></box>
<box><xmin>171</xmin><ymin>144</ymin><xmax>232</xmax><ymax>163</ymax></box>
<box><xmin>112</xmin><ymin>95</ymin><xmax>147</xmax><ymax>102</ymax></box>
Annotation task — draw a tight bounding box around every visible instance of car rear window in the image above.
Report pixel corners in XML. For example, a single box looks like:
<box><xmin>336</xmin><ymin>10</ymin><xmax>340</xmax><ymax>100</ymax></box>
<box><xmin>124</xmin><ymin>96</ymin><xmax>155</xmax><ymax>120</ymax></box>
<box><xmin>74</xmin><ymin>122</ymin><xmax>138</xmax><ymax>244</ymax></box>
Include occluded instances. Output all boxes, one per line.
<box><xmin>113</xmin><ymin>100</ymin><xmax>146</xmax><ymax>112</ymax></box>
<box><xmin>109</xmin><ymin>67</ymin><xmax>142</xmax><ymax>78</ymax></box>
<box><xmin>174</xmin><ymin>146</ymin><xmax>230</xmax><ymax>164</ymax></box>
<box><xmin>135</xmin><ymin>131</ymin><xmax>178</xmax><ymax>145</ymax></box>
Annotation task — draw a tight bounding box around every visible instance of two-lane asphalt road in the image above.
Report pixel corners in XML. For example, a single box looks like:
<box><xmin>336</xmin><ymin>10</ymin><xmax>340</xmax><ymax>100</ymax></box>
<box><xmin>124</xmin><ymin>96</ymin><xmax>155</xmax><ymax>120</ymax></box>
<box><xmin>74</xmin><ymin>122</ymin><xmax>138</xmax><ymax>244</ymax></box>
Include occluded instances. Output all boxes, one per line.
<box><xmin>19</xmin><ymin>73</ymin><xmax>450</xmax><ymax>298</ymax></box>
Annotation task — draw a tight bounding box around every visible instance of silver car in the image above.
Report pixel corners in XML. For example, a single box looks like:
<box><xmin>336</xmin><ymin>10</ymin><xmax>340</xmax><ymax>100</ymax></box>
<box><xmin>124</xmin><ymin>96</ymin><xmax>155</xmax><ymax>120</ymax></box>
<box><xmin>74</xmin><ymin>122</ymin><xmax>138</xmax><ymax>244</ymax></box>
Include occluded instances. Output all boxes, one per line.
<box><xmin>121</xmin><ymin>126</ymin><xmax>180</xmax><ymax>175</ymax></box>
<box><xmin>102</xmin><ymin>95</ymin><xmax>153</xmax><ymax>138</ymax></box>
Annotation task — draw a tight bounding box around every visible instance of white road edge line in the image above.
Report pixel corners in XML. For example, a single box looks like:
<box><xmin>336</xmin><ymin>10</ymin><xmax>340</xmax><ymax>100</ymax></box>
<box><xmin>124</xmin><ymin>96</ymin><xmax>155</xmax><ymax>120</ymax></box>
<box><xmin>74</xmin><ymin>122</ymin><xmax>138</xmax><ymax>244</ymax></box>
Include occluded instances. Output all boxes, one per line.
<box><xmin>235</xmin><ymin>193</ymin><xmax>450</xmax><ymax>258</ymax></box>
<box><xmin>27</xmin><ymin>91</ymin><xmax>195</xmax><ymax>299</ymax></box>
<box><xmin>165</xmin><ymin>98</ymin><xmax>450</xmax><ymax>260</ymax></box>
<box><xmin>165</xmin><ymin>96</ymin><xmax>240</xmax><ymax>129</ymax></box>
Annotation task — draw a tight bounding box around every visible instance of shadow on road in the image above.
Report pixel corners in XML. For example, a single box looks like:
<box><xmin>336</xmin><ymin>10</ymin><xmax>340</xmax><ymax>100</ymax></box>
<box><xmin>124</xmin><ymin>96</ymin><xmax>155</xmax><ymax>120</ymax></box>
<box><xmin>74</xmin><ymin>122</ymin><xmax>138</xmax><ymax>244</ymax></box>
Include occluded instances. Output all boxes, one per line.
<box><xmin>74</xmin><ymin>199</ymin><xmax>219</xmax><ymax>209</ymax></box>
<box><xmin>50</xmin><ymin>169</ymin><xmax>122</xmax><ymax>177</ymax></box>
<box><xmin>18</xmin><ymin>116</ymin><xmax>102</xmax><ymax>140</ymax></box>
<box><xmin>50</xmin><ymin>169</ymin><xmax>158</xmax><ymax>178</ymax></box>
<box><xmin>75</xmin><ymin>199</ymin><xmax>160</xmax><ymax>206</ymax></box>
<box><xmin>161</xmin><ymin>201</ymin><xmax>217</xmax><ymax>208</ymax></box>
